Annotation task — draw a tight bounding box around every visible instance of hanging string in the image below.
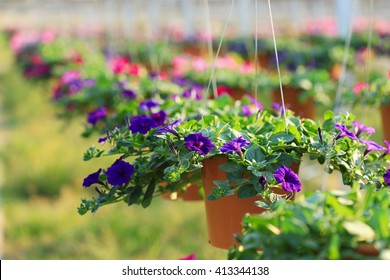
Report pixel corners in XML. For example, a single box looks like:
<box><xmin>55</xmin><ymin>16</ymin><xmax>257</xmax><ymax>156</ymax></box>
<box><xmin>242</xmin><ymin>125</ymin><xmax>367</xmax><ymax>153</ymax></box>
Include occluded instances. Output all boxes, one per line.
<box><xmin>333</xmin><ymin>0</ymin><xmax>356</xmax><ymax>114</ymax></box>
<box><xmin>203</xmin><ymin>0</ymin><xmax>236</xmax><ymax>108</ymax></box>
<box><xmin>267</xmin><ymin>0</ymin><xmax>288</xmax><ymax>131</ymax></box>
<box><xmin>254</xmin><ymin>0</ymin><xmax>259</xmax><ymax>104</ymax></box>
<box><xmin>203</xmin><ymin>0</ymin><xmax>218</xmax><ymax>100</ymax></box>
<box><xmin>322</xmin><ymin>0</ymin><xmax>356</xmax><ymax>191</ymax></box>
<box><xmin>361</xmin><ymin>0</ymin><xmax>375</xmax><ymax>122</ymax></box>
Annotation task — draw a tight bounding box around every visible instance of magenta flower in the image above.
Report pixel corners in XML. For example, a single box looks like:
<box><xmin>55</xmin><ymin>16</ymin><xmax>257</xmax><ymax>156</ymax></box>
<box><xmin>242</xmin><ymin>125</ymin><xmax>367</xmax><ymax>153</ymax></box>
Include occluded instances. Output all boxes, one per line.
<box><xmin>220</xmin><ymin>136</ymin><xmax>250</xmax><ymax>157</ymax></box>
<box><xmin>184</xmin><ymin>133</ymin><xmax>214</xmax><ymax>155</ymax></box>
<box><xmin>130</xmin><ymin>115</ymin><xmax>158</xmax><ymax>134</ymax></box>
<box><xmin>106</xmin><ymin>158</ymin><xmax>134</xmax><ymax>186</ymax></box>
<box><xmin>87</xmin><ymin>107</ymin><xmax>107</xmax><ymax>125</ymax></box>
<box><xmin>179</xmin><ymin>253</ymin><xmax>196</xmax><ymax>260</ymax></box>
<box><xmin>335</xmin><ymin>123</ymin><xmax>358</xmax><ymax>140</ymax></box>
<box><xmin>274</xmin><ymin>165</ymin><xmax>302</xmax><ymax>193</ymax></box>
<box><xmin>352</xmin><ymin>121</ymin><xmax>375</xmax><ymax>136</ymax></box>
<box><xmin>384</xmin><ymin>169</ymin><xmax>390</xmax><ymax>186</ymax></box>
<box><xmin>360</xmin><ymin>139</ymin><xmax>385</xmax><ymax>156</ymax></box>
<box><xmin>83</xmin><ymin>169</ymin><xmax>103</xmax><ymax>187</ymax></box>
<box><xmin>383</xmin><ymin>140</ymin><xmax>390</xmax><ymax>155</ymax></box>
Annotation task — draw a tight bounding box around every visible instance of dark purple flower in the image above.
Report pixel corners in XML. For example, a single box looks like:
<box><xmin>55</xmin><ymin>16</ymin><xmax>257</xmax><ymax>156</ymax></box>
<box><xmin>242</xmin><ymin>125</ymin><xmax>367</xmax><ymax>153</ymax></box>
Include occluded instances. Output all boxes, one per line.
<box><xmin>384</xmin><ymin>169</ymin><xmax>390</xmax><ymax>186</ymax></box>
<box><xmin>66</xmin><ymin>79</ymin><xmax>84</xmax><ymax>95</ymax></box>
<box><xmin>139</xmin><ymin>99</ymin><xmax>160</xmax><ymax>111</ymax></box>
<box><xmin>220</xmin><ymin>136</ymin><xmax>250</xmax><ymax>157</ymax></box>
<box><xmin>122</xmin><ymin>88</ymin><xmax>136</xmax><ymax>99</ymax></box>
<box><xmin>184</xmin><ymin>133</ymin><xmax>214</xmax><ymax>155</ymax></box>
<box><xmin>106</xmin><ymin>158</ymin><xmax>134</xmax><ymax>186</ymax></box>
<box><xmin>130</xmin><ymin>115</ymin><xmax>158</xmax><ymax>134</ymax></box>
<box><xmin>83</xmin><ymin>168</ymin><xmax>103</xmax><ymax>187</ymax></box>
<box><xmin>87</xmin><ymin>107</ymin><xmax>107</xmax><ymax>125</ymax></box>
<box><xmin>360</xmin><ymin>139</ymin><xmax>385</xmax><ymax>156</ymax></box>
<box><xmin>172</xmin><ymin>76</ymin><xmax>192</xmax><ymax>87</ymax></box>
<box><xmin>352</xmin><ymin>121</ymin><xmax>375</xmax><ymax>136</ymax></box>
<box><xmin>156</xmin><ymin>119</ymin><xmax>182</xmax><ymax>138</ymax></box>
<box><xmin>274</xmin><ymin>165</ymin><xmax>302</xmax><ymax>193</ymax></box>
<box><xmin>335</xmin><ymin>123</ymin><xmax>358</xmax><ymax>140</ymax></box>
<box><xmin>150</xmin><ymin>110</ymin><xmax>168</xmax><ymax>126</ymax></box>
<box><xmin>98</xmin><ymin>136</ymin><xmax>108</xmax><ymax>143</ymax></box>
<box><xmin>259</xmin><ymin>176</ymin><xmax>267</xmax><ymax>187</ymax></box>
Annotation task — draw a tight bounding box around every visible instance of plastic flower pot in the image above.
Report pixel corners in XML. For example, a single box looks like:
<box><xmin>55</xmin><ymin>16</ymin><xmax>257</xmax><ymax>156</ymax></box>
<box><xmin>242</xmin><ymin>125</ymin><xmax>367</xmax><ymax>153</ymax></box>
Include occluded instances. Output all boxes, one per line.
<box><xmin>201</xmin><ymin>155</ymin><xmax>300</xmax><ymax>249</ymax></box>
<box><xmin>272</xmin><ymin>86</ymin><xmax>315</xmax><ymax>119</ymax></box>
<box><xmin>380</xmin><ymin>103</ymin><xmax>390</xmax><ymax>141</ymax></box>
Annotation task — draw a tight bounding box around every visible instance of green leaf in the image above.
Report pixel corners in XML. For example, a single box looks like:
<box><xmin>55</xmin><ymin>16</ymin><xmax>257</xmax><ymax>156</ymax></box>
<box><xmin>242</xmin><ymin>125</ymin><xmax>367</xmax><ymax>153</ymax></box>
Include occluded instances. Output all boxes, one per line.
<box><xmin>254</xmin><ymin>200</ymin><xmax>270</xmax><ymax>209</ymax></box>
<box><xmin>245</xmin><ymin>145</ymin><xmax>265</xmax><ymax>162</ymax></box>
<box><xmin>219</xmin><ymin>161</ymin><xmax>246</xmax><ymax>172</ymax></box>
<box><xmin>126</xmin><ymin>186</ymin><xmax>142</xmax><ymax>205</ymax></box>
<box><xmin>142</xmin><ymin>180</ymin><xmax>156</xmax><ymax>208</ymax></box>
<box><xmin>269</xmin><ymin>133</ymin><xmax>295</xmax><ymax>143</ymax></box>
<box><xmin>237</xmin><ymin>184</ymin><xmax>257</xmax><ymax>198</ymax></box>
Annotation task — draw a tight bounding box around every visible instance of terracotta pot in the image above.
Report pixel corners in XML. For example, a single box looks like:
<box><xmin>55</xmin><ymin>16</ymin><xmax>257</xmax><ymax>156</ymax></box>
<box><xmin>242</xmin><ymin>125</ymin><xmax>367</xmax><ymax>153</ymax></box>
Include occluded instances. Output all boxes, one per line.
<box><xmin>381</xmin><ymin>103</ymin><xmax>390</xmax><ymax>141</ymax></box>
<box><xmin>201</xmin><ymin>156</ymin><xmax>300</xmax><ymax>249</ymax></box>
<box><xmin>178</xmin><ymin>184</ymin><xmax>202</xmax><ymax>201</ymax></box>
<box><xmin>257</xmin><ymin>53</ymin><xmax>271</xmax><ymax>70</ymax></box>
<box><xmin>272</xmin><ymin>87</ymin><xmax>315</xmax><ymax>119</ymax></box>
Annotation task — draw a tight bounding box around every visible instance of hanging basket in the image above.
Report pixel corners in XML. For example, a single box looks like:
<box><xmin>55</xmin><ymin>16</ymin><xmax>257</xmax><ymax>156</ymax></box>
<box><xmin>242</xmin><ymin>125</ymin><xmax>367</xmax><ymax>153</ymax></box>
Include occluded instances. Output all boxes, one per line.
<box><xmin>272</xmin><ymin>86</ymin><xmax>315</xmax><ymax>119</ymax></box>
<box><xmin>201</xmin><ymin>155</ymin><xmax>299</xmax><ymax>249</ymax></box>
<box><xmin>380</xmin><ymin>103</ymin><xmax>390</xmax><ymax>141</ymax></box>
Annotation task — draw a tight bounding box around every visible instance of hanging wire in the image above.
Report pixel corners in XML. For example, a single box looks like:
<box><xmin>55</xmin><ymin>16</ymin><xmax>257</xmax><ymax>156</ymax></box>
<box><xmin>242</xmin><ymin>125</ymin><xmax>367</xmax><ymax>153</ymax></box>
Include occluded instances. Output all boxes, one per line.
<box><xmin>254</xmin><ymin>0</ymin><xmax>259</xmax><ymax>104</ymax></box>
<box><xmin>267</xmin><ymin>0</ymin><xmax>288</xmax><ymax>131</ymax></box>
<box><xmin>203</xmin><ymin>0</ymin><xmax>218</xmax><ymax>100</ymax></box>
<box><xmin>361</xmin><ymin>0</ymin><xmax>375</xmax><ymax>122</ymax></box>
<box><xmin>321</xmin><ymin>0</ymin><xmax>356</xmax><ymax>191</ymax></box>
<box><xmin>333</xmin><ymin>0</ymin><xmax>357</xmax><ymax>114</ymax></box>
<box><xmin>203</xmin><ymin>0</ymin><xmax>236</xmax><ymax>107</ymax></box>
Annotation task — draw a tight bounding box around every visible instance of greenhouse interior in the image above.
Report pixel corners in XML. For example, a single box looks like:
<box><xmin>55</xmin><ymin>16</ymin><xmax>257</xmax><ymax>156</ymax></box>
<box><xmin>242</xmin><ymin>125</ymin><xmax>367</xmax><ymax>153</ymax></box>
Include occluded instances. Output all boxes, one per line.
<box><xmin>0</xmin><ymin>0</ymin><xmax>390</xmax><ymax>260</ymax></box>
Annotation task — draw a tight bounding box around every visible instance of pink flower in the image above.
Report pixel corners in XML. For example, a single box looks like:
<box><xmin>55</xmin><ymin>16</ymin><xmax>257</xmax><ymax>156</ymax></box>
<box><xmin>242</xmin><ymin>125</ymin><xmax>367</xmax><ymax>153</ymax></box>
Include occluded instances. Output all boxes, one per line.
<box><xmin>192</xmin><ymin>58</ymin><xmax>207</xmax><ymax>71</ymax></box>
<box><xmin>353</xmin><ymin>82</ymin><xmax>368</xmax><ymax>94</ymax></box>
<box><xmin>109</xmin><ymin>57</ymin><xmax>130</xmax><ymax>74</ymax></box>
<box><xmin>217</xmin><ymin>85</ymin><xmax>233</xmax><ymax>96</ymax></box>
<box><xmin>179</xmin><ymin>253</ymin><xmax>196</xmax><ymax>260</ymax></box>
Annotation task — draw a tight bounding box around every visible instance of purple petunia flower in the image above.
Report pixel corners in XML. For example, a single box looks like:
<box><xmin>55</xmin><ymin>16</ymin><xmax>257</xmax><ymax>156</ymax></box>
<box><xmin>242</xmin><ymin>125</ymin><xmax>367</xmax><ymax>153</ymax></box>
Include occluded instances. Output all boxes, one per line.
<box><xmin>220</xmin><ymin>136</ymin><xmax>250</xmax><ymax>157</ymax></box>
<box><xmin>335</xmin><ymin>123</ymin><xmax>358</xmax><ymax>140</ymax></box>
<box><xmin>384</xmin><ymin>169</ymin><xmax>390</xmax><ymax>186</ymax></box>
<box><xmin>150</xmin><ymin>110</ymin><xmax>168</xmax><ymax>126</ymax></box>
<box><xmin>274</xmin><ymin>165</ymin><xmax>302</xmax><ymax>193</ymax></box>
<box><xmin>352</xmin><ymin>121</ymin><xmax>375</xmax><ymax>136</ymax></box>
<box><xmin>98</xmin><ymin>136</ymin><xmax>108</xmax><ymax>143</ymax></box>
<box><xmin>184</xmin><ymin>133</ymin><xmax>214</xmax><ymax>155</ymax></box>
<box><xmin>139</xmin><ymin>99</ymin><xmax>160</xmax><ymax>111</ymax></box>
<box><xmin>272</xmin><ymin>102</ymin><xmax>289</xmax><ymax>115</ymax></box>
<box><xmin>156</xmin><ymin>119</ymin><xmax>182</xmax><ymax>138</ymax></box>
<box><xmin>122</xmin><ymin>88</ymin><xmax>136</xmax><ymax>99</ymax></box>
<box><xmin>242</xmin><ymin>105</ymin><xmax>253</xmax><ymax>117</ymax></box>
<box><xmin>172</xmin><ymin>76</ymin><xmax>192</xmax><ymax>87</ymax></box>
<box><xmin>360</xmin><ymin>139</ymin><xmax>385</xmax><ymax>156</ymax></box>
<box><xmin>87</xmin><ymin>107</ymin><xmax>107</xmax><ymax>125</ymax></box>
<box><xmin>246</xmin><ymin>94</ymin><xmax>264</xmax><ymax>110</ymax></box>
<box><xmin>259</xmin><ymin>176</ymin><xmax>267</xmax><ymax>187</ymax></box>
<box><xmin>83</xmin><ymin>168</ymin><xmax>103</xmax><ymax>187</ymax></box>
<box><xmin>182</xmin><ymin>85</ymin><xmax>203</xmax><ymax>100</ymax></box>
<box><xmin>130</xmin><ymin>115</ymin><xmax>158</xmax><ymax>134</ymax></box>
<box><xmin>106</xmin><ymin>158</ymin><xmax>134</xmax><ymax>186</ymax></box>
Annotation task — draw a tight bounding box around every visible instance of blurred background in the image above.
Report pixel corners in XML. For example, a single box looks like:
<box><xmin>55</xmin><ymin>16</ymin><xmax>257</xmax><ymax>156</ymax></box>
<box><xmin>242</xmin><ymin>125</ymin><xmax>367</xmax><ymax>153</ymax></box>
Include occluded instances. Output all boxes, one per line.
<box><xmin>0</xmin><ymin>0</ymin><xmax>389</xmax><ymax>260</ymax></box>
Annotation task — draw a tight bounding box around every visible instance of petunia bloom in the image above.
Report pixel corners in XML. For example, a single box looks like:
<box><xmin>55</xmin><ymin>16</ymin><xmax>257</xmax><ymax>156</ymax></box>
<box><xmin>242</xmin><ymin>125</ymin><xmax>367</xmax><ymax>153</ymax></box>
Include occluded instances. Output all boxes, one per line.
<box><xmin>384</xmin><ymin>169</ymin><xmax>390</xmax><ymax>186</ymax></box>
<box><xmin>122</xmin><ymin>88</ymin><xmax>136</xmax><ymax>99</ymax></box>
<box><xmin>184</xmin><ymin>133</ymin><xmax>214</xmax><ymax>155</ymax></box>
<box><xmin>139</xmin><ymin>99</ymin><xmax>160</xmax><ymax>111</ymax></box>
<box><xmin>220</xmin><ymin>136</ymin><xmax>250</xmax><ymax>157</ymax></box>
<box><xmin>383</xmin><ymin>140</ymin><xmax>390</xmax><ymax>156</ymax></box>
<box><xmin>130</xmin><ymin>115</ymin><xmax>158</xmax><ymax>134</ymax></box>
<box><xmin>87</xmin><ymin>107</ymin><xmax>107</xmax><ymax>125</ymax></box>
<box><xmin>150</xmin><ymin>110</ymin><xmax>168</xmax><ymax>126</ymax></box>
<box><xmin>83</xmin><ymin>169</ymin><xmax>103</xmax><ymax>187</ymax></box>
<box><xmin>335</xmin><ymin>123</ymin><xmax>358</xmax><ymax>140</ymax></box>
<box><xmin>274</xmin><ymin>165</ymin><xmax>302</xmax><ymax>193</ymax></box>
<box><xmin>353</xmin><ymin>82</ymin><xmax>368</xmax><ymax>94</ymax></box>
<box><xmin>106</xmin><ymin>158</ymin><xmax>134</xmax><ymax>186</ymax></box>
<box><xmin>156</xmin><ymin>119</ymin><xmax>182</xmax><ymax>138</ymax></box>
<box><xmin>360</xmin><ymin>139</ymin><xmax>385</xmax><ymax>156</ymax></box>
<box><xmin>352</xmin><ymin>121</ymin><xmax>375</xmax><ymax>136</ymax></box>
